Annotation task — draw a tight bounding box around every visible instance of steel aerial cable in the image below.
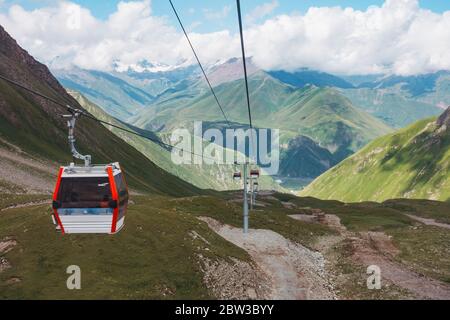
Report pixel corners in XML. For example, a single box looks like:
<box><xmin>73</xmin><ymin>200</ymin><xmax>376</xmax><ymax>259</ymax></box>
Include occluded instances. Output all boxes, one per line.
<box><xmin>0</xmin><ymin>73</ymin><xmax>219</xmax><ymax>162</ymax></box>
<box><xmin>236</xmin><ymin>0</ymin><xmax>255</xmax><ymax>164</ymax></box>
<box><xmin>168</xmin><ymin>0</ymin><xmax>231</xmax><ymax>126</ymax></box>
<box><xmin>0</xmin><ymin>73</ymin><xmax>74</xmax><ymax>121</ymax></box>
<box><xmin>71</xmin><ymin>112</ymin><xmax>219</xmax><ymax>162</ymax></box>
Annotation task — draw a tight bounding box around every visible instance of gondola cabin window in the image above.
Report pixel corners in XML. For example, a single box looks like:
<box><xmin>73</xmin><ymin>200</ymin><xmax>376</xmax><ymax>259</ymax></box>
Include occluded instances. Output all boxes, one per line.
<box><xmin>57</xmin><ymin>177</ymin><xmax>113</xmax><ymax>215</ymax></box>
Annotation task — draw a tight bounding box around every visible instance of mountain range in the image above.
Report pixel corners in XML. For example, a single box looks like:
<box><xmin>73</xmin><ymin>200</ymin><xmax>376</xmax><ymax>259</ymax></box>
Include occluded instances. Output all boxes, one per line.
<box><xmin>54</xmin><ymin>58</ymin><xmax>448</xmax><ymax>128</ymax></box>
<box><xmin>53</xmin><ymin>58</ymin><xmax>449</xmax><ymax>187</ymax></box>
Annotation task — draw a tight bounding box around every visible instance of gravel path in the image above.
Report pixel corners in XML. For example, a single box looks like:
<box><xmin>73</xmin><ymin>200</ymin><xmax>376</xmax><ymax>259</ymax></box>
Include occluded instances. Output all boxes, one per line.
<box><xmin>1</xmin><ymin>200</ymin><xmax>51</xmax><ymax>212</ymax></box>
<box><xmin>405</xmin><ymin>214</ymin><xmax>450</xmax><ymax>230</ymax></box>
<box><xmin>199</xmin><ymin>217</ymin><xmax>336</xmax><ymax>300</ymax></box>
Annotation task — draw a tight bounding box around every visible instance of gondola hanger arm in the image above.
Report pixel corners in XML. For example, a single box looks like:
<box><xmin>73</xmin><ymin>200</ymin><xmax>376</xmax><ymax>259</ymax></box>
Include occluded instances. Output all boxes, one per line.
<box><xmin>62</xmin><ymin>107</ymin><xmax>92</xmax><ymax>167</ymax></box>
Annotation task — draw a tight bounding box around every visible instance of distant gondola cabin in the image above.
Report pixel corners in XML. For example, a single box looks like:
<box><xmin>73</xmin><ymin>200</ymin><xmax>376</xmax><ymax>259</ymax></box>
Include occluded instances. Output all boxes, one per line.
<box><xmin>250</xmin><ymin>169</ymin><xmax>260</xmax><ymax>178</ymax></box>
<box><xmin>233</xmin><ymin>172</ymin><xmax>242</xmax><ymax>180</ymax></box>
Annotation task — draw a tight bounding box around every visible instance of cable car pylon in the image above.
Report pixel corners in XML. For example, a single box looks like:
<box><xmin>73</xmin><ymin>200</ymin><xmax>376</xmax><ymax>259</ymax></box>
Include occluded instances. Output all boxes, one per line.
<box><xmin>234</xmin><ymin>160</ymin><xmax>260</xmax><ymax>234</ymax></box>
<box><xmin>234</xmin><ymin>0</ymin><xmax>258</xmax><ymax>234</ymax></box>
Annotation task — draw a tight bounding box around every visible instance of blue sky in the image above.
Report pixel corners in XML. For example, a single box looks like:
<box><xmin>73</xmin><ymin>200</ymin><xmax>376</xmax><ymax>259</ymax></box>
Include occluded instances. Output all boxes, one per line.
<box><xmin>1</xmin><ymin>0</ymin><xmax>449</xmax><ymax>33</ymax></box>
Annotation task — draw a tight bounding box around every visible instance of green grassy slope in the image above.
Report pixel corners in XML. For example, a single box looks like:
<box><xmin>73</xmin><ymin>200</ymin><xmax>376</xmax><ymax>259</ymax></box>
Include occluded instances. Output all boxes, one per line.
<box><xmin>0</xmin><ymin>197</ymin><xmax>249</xmax><ymax>299</ymax></box>
<box><xmin>129</xmin><ymin>71</ymin><xmax>289</xmax><ymax>130</ymax></box>
<box><xmin>271</xmin><ymin>87</ymin><xmax>392</xmax><ymax>153</ymax></box>
<box><xmin>301</xmin><ymin>110</ymin><xmax>450</xmax><ymax>202</ymax></box>
<box><xmin>0</xmin><ymin>25</ymin><xmax>200</xmax><ymax>197</ymax></box>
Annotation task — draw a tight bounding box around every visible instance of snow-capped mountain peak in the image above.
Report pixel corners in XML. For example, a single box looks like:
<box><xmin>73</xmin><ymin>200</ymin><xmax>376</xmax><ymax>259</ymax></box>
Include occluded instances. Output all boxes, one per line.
<box><xmin>112</xmin><ymin>59</ymin><xmax>193</xmax><ymax>74</ymax></box>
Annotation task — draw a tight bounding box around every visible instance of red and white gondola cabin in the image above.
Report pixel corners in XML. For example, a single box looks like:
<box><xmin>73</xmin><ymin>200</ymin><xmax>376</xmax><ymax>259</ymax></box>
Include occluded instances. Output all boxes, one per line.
<box><xmin>52</xmin><ymin>162</ymin><xmax>129</xmax><ymax>234</ymax></box>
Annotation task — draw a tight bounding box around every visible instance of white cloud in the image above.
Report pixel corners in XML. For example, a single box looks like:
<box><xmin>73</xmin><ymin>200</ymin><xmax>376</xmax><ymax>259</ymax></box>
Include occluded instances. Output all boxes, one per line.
<box><xmin>0</xmin><ymin>0</ymin><xmax>449</xmax><ymax>75</ymax></box>
<box><xmin>188</xmin><ymin>21</ymin><xmax>202</xmax><ymax>32</ymax></box>
<box><xmin>0</xmin><ymin>0</ymin><xmax>185</xmax><ymax>71</ymax></box>
<box><xmin>203</xmin><ymin>5</ymin><xmax>231</xmax><ymax>21</ymax></box>
<box><xmin>246</xmin><ymin>0</ymin><xmax>279</xmax><ymax>24</ymax></box>
<box><xmin>246</xmin><ymin>0</ymin><xmax>450</xmax><ymax>75</ymax></box>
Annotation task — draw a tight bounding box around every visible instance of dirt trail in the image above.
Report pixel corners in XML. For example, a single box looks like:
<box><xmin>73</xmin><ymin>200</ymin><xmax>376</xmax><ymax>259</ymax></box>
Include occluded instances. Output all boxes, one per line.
<box><xmin>0</xmin><ymin>147</ymin><xmax>54</xmax><ymax>174</ymax></box>
<box><xmin>0</xmin><ymin>146</ymin><xmax>55</xmax><ymax>193</ymax></box>
<box><xmin>405</xmin><ymin>214</ymin><xmax>450</xmax><ymax>230</ymax></box>
<box><xmin>290</xmin><ymin>214</ymin><xmax>450</xmax><ymax>300</ymax></box>
<box><xmin>351</xmin><ymin>234</ymin><xmax>450</xmax><ymax>300</ymax></box>
<box><xmin>0</xmin><ymin>200</ymin><xmax>51</xmax><ymax>212</ymax></box>
<box><xmin>199</xmin><ymin>217</ymin><xmax>335</xmax><ymax>300</ymax></box>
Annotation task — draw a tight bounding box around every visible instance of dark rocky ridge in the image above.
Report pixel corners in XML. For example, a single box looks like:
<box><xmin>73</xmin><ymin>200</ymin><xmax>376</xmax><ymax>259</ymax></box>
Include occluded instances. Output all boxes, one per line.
<box><xmin>0</xmin><ymin>25</ymin><xmax>69</xmax><ymax>100</ymax></box>
<box><xmin>436</xmin><ymin>106</ymin><xmax>450</xmax><ymax>130</ymax></box>
<box><xmin>279</xmin><ymin>135</ymin><xmax>339</xmax><ymax>178</ymax></box>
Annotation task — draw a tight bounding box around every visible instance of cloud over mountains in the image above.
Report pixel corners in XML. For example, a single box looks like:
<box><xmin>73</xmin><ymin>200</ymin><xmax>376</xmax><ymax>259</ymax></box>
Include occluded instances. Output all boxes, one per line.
<box><xmin>0</xmin><ymin>0</ymin><xmax>449</xmax><ymax>75</ymax></box>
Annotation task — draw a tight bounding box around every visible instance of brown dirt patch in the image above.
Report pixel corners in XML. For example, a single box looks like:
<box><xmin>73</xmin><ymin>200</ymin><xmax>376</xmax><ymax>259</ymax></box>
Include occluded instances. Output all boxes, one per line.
<box><xmin>288</xmin><ymin>214</ymin><xmax>317</xmax><ymax>223</ymax></box>
<box><xmin>0</xmin><ymin>238</ymin><xmax>17</xmax><ymax>254</ymax></box>
<box><xmin>5</xmin><ymin>277</ymin><xmax>21</xmax><ymax>285</ymax></box>
<box><xmin>320</xmin><ymin>215</ymin><xmax>450</xmax><ymax>299</ymax></box>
